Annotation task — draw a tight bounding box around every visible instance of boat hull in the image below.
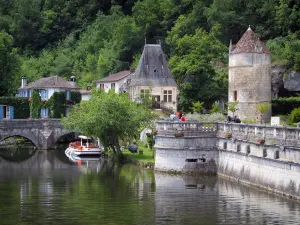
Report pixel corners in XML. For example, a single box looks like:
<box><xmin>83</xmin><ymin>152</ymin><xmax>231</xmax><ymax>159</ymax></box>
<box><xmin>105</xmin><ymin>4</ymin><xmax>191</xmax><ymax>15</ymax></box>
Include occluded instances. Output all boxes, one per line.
<box><xmin>66</xmin><ymin>147</ymin><xmax>103</xmax><ymax>156</ymax></box>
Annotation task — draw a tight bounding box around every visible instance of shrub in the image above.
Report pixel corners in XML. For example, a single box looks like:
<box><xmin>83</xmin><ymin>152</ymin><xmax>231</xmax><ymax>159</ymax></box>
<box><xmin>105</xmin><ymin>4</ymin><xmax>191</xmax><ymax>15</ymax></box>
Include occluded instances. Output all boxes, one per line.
<box><xmin>192</xmin><ymin>101</ymin><xmax>204</xmax><ymax>113</ymax></box>
<box><xmin>186</xmin><ymin>112</ymin><xmax>226</xmax><ymax>122</ymax></box>
<box><xmin>272</xmin><ymin>97</ymin><xmax>300</xmax><ymax>115</ymax></box>
<box><xmin>242</xmin><ymin>118</ymin><xmax>256</xmax><ymax>124</ymax></box>
<box><xmin>288</xmin><ymin>107</ymin><xmax>300</xmax><ymax>123</ymax></box>
<box><xmin>210</xmin><ymin>103</ymin><xmax>221</xmax><ymax>113</ymax></box>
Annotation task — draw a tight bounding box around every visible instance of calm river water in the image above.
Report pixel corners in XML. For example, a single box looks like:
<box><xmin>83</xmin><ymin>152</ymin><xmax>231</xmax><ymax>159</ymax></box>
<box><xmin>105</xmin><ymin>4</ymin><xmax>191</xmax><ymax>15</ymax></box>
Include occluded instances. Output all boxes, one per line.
<box><xmin>1</xmin><ymin>147</ymin><xmax>300</xmax><ymax>225</ymax></box>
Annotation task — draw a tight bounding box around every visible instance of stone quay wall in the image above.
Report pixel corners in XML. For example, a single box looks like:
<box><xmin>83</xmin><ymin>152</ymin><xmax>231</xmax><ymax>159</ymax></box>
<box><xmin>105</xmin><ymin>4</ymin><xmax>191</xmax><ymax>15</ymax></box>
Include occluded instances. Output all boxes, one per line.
<box><xmin>155</xmin><ymin>121</ymin><xmax>300</xmax><ymax>199</ymax></box>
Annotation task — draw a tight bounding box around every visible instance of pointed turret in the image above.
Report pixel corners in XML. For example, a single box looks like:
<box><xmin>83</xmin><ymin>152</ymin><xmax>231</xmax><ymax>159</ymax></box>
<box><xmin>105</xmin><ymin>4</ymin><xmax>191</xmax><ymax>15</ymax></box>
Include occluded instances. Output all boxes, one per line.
<box><xmin>231</xmin><ymin>26</ymin><xmax>270</xmax><ymax>54</ymax></box>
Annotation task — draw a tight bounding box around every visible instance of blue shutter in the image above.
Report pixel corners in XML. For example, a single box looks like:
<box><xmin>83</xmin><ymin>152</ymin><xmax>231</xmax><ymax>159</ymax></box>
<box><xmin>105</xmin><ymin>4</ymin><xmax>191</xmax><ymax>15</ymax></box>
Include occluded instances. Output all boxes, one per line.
<box><xmin>9</xmin><ymin>106</ymin><xmax>14</xmax><ymax>119</ymax></box>
<box><xmin>0</xmin><ymin>106</ymin><xmax>3</xmax><ymax>120</ymax></box>
<box><xmin>40</xmin><ymin>108</ymin><xmax>43</xmax><ymax>118</ymax></box>
<box><xmin>46</xmin><ymin>89</ymin><xmax>48</xmax><ymax>100</ymax></box>
<box><xmin>46</xmin><ymin>108</ymin><xmax>49</xmax><ymax>118</ymax></box>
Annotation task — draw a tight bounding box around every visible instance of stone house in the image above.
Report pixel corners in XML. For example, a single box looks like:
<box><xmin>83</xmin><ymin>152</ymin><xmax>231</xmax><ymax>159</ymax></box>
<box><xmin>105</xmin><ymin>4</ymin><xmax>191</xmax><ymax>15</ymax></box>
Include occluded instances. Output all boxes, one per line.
<box><xmin>228</xmin><ymin>27</ymin><xmax>271</xmax><ymax>121</ymax></box>
<box><xmin>96</xmin><ymin>70</ymin><xmax>133</xmax><ymax>93</ymax></box>
<box><xmin>128</xmin><ymin>44</ymin><xmax>178</xmax><ymax>112</ymax></box>
<box><xmin>17</xmin><ymin>75</ymin><xmax>80</xmax><ymax>118</ymax></box>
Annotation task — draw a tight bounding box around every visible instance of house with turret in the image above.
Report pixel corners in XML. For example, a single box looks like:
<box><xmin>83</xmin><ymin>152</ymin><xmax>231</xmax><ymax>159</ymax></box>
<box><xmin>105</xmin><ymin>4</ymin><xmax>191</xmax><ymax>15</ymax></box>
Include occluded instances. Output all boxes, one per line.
<box><xmin>129</xmin><ymin>44</ymin><xmax>178</xmax><ymax>112</ymax></box>
<box><xmin>228</xmin><ymin>26</ymin><xmax>271</xmax><ymax>122</ymax></box>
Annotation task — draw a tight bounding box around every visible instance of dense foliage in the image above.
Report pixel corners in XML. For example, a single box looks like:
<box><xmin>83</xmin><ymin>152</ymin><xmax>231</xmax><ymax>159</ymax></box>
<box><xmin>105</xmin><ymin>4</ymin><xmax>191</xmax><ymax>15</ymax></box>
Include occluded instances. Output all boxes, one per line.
<box><xmin>45</xmin><ymin>92</ymin><xmax>66</xmax><ymax>118</ymax></box>
<box><xmin>1</xmin><ymin>0</ymin><xmax>300</xmax><ymax>110</ymax></box>
<box><xmin>272</xmin><ymin>97</ymin><xmax>300</xmax><ymax>115</ymax></box>
<box><xmin>289</xmin><ymin>107</ymin><xmax>300</xmax><ymax>124</ymax></box>
<box><xmin>30</xmin><ymin>90</ymin><xmax>42</xmax><ymax>118</ymax></box>
<box><xmin>62</xmin><ymin>90</ymin><xmax>155</xmax><ymax>159</ymax></box>
<box><xmin>0</xmin><ymin>97</ymin><xmax>29</xmax><ymax>119</ymax></box>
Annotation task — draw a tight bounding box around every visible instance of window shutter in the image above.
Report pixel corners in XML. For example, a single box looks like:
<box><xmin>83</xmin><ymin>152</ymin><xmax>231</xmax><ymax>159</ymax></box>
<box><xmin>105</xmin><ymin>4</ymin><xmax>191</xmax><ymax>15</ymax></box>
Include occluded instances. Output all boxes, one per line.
<box><xmin>9</xmin><ymin>106</ymin><xmax>14</xmax><ymax>119</ymax></box>
<box><xmin>0</xmin><ymin>106</ymin><xmax>3</xmax><ymax>120</ymax></box>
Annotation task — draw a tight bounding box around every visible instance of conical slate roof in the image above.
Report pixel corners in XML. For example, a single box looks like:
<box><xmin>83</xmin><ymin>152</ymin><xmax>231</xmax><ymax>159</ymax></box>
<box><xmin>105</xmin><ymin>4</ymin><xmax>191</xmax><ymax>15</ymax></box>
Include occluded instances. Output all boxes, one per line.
<box><xmin>129</xmin><ymin>44</ymin><xmax>177</xmax><ymax>87</ymax></box>
<box><xmin>231</xmin><ymin>27</ymin><xmax>271</xmax><ymax>54</ymax></box>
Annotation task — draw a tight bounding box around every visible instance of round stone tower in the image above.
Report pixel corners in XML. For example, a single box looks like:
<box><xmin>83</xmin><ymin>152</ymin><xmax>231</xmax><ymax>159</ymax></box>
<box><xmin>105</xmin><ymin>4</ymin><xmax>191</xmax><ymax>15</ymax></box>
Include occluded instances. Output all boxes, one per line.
<box><xmin>228</xmin><ymin>26</ymin><xmax>271</xmax><ymax>122</ymax></box>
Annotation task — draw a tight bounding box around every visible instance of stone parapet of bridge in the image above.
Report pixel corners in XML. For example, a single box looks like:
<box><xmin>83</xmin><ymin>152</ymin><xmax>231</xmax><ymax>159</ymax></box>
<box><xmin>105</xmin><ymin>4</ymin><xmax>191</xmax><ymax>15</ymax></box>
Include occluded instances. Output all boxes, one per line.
<box><xmin>0</xmin><ymin>119</ymin><xmax>72</xmax><ymax>149</ymax></box>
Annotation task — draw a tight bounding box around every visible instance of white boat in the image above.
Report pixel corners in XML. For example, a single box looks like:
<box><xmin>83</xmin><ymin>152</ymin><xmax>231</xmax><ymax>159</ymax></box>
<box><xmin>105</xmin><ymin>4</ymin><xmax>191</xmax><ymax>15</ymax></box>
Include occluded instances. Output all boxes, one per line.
<box><xmin>66</xmin><ymin>135</ymin><xmax>104</xmax><ymax>156</ymax></box>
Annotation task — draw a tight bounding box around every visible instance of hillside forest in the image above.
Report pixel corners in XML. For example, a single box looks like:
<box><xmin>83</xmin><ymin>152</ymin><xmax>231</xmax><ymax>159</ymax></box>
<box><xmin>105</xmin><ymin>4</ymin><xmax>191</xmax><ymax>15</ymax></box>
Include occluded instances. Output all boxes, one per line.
<box><xmin>1</xmin><ymin>0</ymin><xmax>299</xmax><ymax>111</ymax></box>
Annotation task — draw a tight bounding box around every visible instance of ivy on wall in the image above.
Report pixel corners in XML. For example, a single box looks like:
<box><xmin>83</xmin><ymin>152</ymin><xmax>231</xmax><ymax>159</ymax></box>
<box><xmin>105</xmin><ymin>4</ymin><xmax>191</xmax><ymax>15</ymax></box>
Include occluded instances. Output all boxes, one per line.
<box><xmin>0</xmin><ymin>97</ymin><xmax>30</xmax><ymax>119</ymax></box>
<box><xmin>30</xmin><ymin>90</ymin><xmax>42</xmax><ymax>118</ymax></box>
<box><xmin>71</xmin><ymin>91</ymin><xmax>81</xmax><ymax>104</ymax></box>
<box><xmin>46</xmin><ymin>92</ymin><xmax>66</xmax><ymax>118</ymax></box>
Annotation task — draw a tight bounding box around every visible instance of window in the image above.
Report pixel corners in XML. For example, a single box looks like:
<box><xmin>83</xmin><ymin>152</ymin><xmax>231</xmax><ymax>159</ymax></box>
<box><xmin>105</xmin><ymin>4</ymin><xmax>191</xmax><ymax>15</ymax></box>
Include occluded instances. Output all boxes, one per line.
<box><xmin>163</xmin><ymin>90</ymin><xmax>172</xmax><ymax>102</ymax></box>
<box><xmin>140</xmin><ymin>89</ymin><xmax>150</xmax><ymax>98</ymax></box>
<box><xmin>234</xmin><ymin>90</ymin><xmax>237</xmax><ymax>101</ymax></box>
<box><xmin>111</xmin><ymin>83</ymin><xmax>115</xmax><ymax>89</ymax></box>
<box><xmin>40</xmin><ymin>89</ymin><xmax>47</xmax><ymax>99</ymax></box>
<box><xmin>99</xmin><ymin>83</ymin><xmax>104</xmax><ymax>89</ymax></box>
<box><xmin>66</xmin><ymin>91</ymin><xmax>71</xmax><ymax>100</ymax></box>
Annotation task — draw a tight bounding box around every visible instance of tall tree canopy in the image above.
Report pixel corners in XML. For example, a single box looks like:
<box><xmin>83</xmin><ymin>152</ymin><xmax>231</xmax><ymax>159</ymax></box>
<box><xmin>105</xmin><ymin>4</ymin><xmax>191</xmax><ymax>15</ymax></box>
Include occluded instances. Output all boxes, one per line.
<box><xmin>0</xmin><ymin>32</ymin><xmax>20</xmax><ymax>96</ymax></box>
<box><xmin>169</xmin><ymin>28</ymin><xmax>227</xmax><ymax>112</ymax></box>
<box><xmin>1</xmin><ymin>0</ymin><xmax>300</xmax><ymax>110</ymax></box>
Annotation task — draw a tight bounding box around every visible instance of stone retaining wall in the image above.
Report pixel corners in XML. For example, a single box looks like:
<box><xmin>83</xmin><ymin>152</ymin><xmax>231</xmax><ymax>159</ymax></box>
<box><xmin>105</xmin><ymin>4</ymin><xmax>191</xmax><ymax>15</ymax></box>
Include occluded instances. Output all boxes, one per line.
<box><xmin>155</xmin><ymin>121</ymin><xmax>300</xmax><ymax>199</ymax></box>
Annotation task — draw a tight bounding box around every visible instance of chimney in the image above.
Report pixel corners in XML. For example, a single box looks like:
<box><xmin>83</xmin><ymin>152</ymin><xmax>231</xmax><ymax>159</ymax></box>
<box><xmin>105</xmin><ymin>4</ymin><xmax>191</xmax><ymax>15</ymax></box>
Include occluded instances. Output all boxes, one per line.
<box><xmin>70</xmin><ymin>76</ymin><xmax>76</xmax><ymax>86</ymax></box>
<box><xmin>21</xmin><ymin>77</ymin><xmax>27</xmax><ymax>88</ymax></box>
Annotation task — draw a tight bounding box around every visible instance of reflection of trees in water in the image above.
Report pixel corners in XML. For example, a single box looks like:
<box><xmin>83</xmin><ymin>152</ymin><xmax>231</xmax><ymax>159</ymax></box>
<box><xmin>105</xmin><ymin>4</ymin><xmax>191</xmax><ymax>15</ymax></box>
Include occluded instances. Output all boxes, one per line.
<box><xmin>0</xmin><ymin>147</ymin><xmax>36</xmax><ymax>162</ymax></box>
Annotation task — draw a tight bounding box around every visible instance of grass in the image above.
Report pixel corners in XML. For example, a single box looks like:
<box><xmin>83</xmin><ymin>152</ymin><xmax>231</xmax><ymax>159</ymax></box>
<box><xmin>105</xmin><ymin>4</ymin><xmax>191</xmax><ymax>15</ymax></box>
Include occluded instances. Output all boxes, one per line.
<box><xmin>122</xmin><ymin>144</ymin><xmax>155</xmax><ymax>164</ymax></box>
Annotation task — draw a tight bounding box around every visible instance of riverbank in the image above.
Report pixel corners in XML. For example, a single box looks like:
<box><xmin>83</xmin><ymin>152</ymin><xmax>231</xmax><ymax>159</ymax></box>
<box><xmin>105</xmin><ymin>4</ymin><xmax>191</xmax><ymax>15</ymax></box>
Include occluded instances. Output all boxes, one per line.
<box><xmin>122</xmin><ymin>145</ymin><xmax>155</xmax><ymax>169</ymax></box>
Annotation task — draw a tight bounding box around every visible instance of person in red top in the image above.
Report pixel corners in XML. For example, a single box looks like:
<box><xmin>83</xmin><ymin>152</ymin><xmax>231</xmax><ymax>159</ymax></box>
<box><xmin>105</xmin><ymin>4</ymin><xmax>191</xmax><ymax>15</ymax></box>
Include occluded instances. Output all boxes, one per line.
<box><xmin>180</xmin><ymin>113</ymin><xmax>186</xmax><ymax>122</ymax></box>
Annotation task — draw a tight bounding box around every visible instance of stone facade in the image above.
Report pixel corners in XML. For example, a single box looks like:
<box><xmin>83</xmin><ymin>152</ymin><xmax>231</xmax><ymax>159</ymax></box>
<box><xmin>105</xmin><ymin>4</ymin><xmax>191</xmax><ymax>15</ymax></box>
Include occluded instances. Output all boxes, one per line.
<box><xmin>0</xmin><ymin>119</ymin><xmax>72</xmax><ymax>149</ymax></box>
<box><xmin>228</xmin><ymin>28</ymin><xmax>271</xmax><ymax>121</ymax></box>
<box><xmin>129</xmin><ymin>45</ymin><xmax>178</xmax><ymax>112</ymax></box>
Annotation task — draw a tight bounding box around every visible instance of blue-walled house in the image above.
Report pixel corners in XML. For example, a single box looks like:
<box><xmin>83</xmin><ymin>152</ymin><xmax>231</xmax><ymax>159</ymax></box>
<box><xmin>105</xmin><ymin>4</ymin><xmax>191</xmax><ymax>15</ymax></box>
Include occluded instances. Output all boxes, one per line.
<box><xmin>16</xmin><ymin>76</ymin><xmax>80</xmax><ymax>119</ymax></box>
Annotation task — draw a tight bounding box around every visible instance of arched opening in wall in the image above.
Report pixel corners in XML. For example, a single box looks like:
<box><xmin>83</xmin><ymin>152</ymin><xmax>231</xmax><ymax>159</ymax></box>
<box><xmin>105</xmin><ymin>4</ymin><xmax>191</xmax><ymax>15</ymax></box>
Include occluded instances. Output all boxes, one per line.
<box><xmin>55</xmin><ymin>132</ymin><xmax>76</xmax><ymax>148</ymax></box>
<box><xmin>0</xmin><ymin>136</ymin><xmax>36</xmax><ymax>162</ymax></box>
<box><xmin>234</xmin><ymin>90</ymin><xmax>238</xmax><ymax>101</ymax></box>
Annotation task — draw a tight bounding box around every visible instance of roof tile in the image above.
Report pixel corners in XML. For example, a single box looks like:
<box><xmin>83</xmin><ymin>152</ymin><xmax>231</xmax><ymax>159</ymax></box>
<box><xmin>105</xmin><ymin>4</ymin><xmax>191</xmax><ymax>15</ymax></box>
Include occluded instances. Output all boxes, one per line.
<box><xmin>231</xmin><ymin>27</ymin><xmax>271</xmax><ymax>54</ymax></box>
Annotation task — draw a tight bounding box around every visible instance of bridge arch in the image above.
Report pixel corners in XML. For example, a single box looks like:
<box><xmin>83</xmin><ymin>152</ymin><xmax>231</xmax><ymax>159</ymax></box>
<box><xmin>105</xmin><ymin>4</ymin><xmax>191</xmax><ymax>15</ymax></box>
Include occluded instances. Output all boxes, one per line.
<box><xmin>53</xmin><ymin>131</ymin><xmax>76</xmax><ymax>146</ymax></box>
<box><xmin>0</xmin><ymin>133</ymin><xmax>40</xmax><ymax>149</ymax></box>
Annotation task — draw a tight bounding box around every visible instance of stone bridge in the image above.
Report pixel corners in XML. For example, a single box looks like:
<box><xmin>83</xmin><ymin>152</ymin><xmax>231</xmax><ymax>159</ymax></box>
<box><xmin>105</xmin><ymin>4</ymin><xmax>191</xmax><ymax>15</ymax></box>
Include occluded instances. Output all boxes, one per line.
<box><xmin>0</xmin><ymin>119</ymin><xmax>73</xmax><ymax>149</ymax></box>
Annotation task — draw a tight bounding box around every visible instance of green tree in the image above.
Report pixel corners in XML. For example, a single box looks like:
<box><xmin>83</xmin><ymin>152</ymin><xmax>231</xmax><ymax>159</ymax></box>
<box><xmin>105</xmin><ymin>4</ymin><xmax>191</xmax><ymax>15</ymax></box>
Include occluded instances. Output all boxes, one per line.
<box><xmin>227</xmin><ymin>101</ymin><xmax>239</xmax><ymax>117</ymax></box>
<box><xmin>0</xmin><ymin>31</ymin><xmax>20</xmax><ymax>96</ymax></box>
<box><xmin>169</xmin><ymin>28</ymin><xmax>227</xmax><ymax>112</ymax></box>
<box><xmin>62</xmin><ymin>89</ymin><xmax>155</xmax><ymax>160</ymax></box>
<box><xmin>256</xmin><ymin>102</ymin><xmax>271</xmax><ymax>124</ymax></box>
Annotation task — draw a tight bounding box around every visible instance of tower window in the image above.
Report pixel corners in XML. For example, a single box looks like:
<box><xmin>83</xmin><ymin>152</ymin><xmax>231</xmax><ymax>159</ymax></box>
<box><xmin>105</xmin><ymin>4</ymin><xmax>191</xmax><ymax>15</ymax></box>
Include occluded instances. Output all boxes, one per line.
<box><xmin>234</xmin><ymin>90</ymin><xmax>238</xmax><ymax>101</ymax></box>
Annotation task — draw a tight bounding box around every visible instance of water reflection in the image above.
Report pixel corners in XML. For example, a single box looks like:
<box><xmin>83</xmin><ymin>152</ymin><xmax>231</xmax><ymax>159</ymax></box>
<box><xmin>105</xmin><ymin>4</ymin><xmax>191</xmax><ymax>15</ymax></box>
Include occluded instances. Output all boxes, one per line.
<box><xmin>0</xmin><ymin>147</ymin><xmax>300</xmax><ymax>224</ymax></box>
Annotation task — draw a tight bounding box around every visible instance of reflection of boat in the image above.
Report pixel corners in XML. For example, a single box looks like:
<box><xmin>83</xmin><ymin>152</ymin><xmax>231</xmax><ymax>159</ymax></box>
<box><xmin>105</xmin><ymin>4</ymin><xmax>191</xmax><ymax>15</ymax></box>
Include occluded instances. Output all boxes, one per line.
<box><xmin>66</xmin><ymin>135</ymin><xmax>104</xmax><ymax>156</ymax></box>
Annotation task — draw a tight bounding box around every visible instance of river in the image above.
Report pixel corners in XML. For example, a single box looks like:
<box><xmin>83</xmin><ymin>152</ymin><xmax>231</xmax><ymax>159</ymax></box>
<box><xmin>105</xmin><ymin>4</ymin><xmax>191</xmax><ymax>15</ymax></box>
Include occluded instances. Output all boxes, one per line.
<box><xmin>0</xmin><ymin>146</ymin><xmax>300</xmax><ymax>225</ymax></box>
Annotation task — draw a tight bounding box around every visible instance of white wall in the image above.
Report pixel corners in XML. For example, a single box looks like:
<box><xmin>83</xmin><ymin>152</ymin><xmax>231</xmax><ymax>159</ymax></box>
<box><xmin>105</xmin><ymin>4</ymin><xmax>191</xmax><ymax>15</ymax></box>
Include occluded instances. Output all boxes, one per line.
<box><xmin>96</xmin><ymin>76</ymin><xmax>129</xmax><ymax>93</ymax></box>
